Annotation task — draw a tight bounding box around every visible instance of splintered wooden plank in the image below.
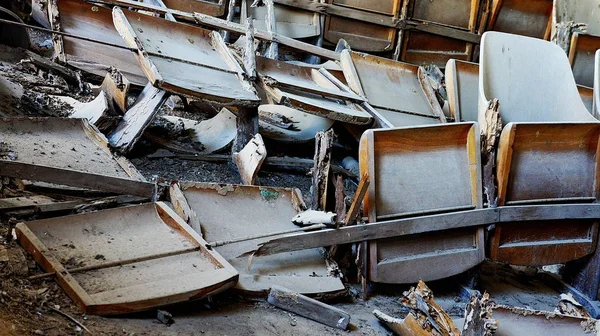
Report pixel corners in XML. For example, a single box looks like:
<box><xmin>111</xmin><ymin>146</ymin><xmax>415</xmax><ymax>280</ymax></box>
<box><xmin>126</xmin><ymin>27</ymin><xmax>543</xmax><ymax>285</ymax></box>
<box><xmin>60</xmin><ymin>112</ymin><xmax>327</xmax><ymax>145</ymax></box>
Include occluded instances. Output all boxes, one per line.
<box><xmin>108</xmin><ymin>83</ymin><xmax>168</xmax><ymax>154</ymax></box>
<box><xmin>54</xmin><ymin>0</ymin><xmax>146</xmax><ymax>84</ymax></box>
<box><xmin>16</xmin><ymin>202</ymin><xmax>237</xmax><ymax>315</ymax></box>
<box><xmin>175</xmin><ymin>182</ymin><xmax>345</xmax><ymax>295</ymax></box>
<box><xmin>344</xmin><ymin>51</ymin><xmax>441</xmax><ymax>126</ymax></box>
<box><xmin>233</xmin><ymin>133</ymin><xmax>267</xmax><ymax>185</ymax></box>
<box><xmin>112</xmin><ymin>7</ymin><xmax>259</xmax><ymax>104</ymax></box>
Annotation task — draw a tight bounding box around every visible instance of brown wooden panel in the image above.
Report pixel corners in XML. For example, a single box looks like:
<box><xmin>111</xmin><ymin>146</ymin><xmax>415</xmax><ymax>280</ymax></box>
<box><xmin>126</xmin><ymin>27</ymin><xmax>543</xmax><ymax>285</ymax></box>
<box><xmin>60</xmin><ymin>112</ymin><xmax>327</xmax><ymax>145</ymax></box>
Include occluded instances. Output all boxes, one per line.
<box><xmin>332</xmin><ymin>0</ymin><xmax>397</xmax><ymax>15</ymax></box>
<box><xmin>411</xmin><ymin>0</ymin><xmax>475</xmax><ymax>29</ymax></box>
<box><xmin>490</xmin><ymin>220</ymin><xmax>598</xmax><ymax>265</ymax></box>
<box><xmin>570</xmin><ymin>33</ymin><xmax>600</xmax><ymax>88</ymax></box>
<box><xmin>162</xmin><ymin>0</ymin><xmax>226</xmax><ymax>17</ymax></box>
<box><xmin>370</xmin><ymin>227</ymin><xmax>484</xmax><ymax>283</ymax></box>
<box><xmin>401</xmin><ymin>31</ymin><xmax>471</xmax><ymax>67</ymax></box>
<box><xmin>324</xmin><ymin>0</ymin><xmax>399</xmax><ymax>52</ymax></box>
<box><xmin>488</xmin><ymin>0</ymin><xmax>553</xmax><ymax>39</ymax></box>
<box><xmin>498</xmin><ymin>123</ymin><xmax>600</xmax><ymax>204</ymax></box>
<box><xmin>400</xmin><ymin>0</ymin><xmax>478</xmax><ymax>67</ymax></box>
<box><xmin>324</xmin><ymin>16</ymin><xmax>396</xmax><ymax>52</ymax></box>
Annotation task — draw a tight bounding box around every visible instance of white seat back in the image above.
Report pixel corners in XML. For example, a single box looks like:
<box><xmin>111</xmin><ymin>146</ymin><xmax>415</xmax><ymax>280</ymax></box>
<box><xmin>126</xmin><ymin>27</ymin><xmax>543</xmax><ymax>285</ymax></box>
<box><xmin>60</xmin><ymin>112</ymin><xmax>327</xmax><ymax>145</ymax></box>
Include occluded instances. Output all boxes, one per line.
<box><xmin>478</xmin><ymin>32</ymin><xmax>595</xmax><ymax>124</ymax></box>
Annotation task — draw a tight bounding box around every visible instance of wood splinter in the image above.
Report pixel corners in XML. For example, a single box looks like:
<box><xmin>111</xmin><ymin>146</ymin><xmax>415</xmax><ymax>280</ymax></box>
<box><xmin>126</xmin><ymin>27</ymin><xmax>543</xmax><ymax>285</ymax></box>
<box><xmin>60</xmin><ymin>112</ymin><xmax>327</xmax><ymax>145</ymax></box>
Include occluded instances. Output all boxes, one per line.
<box><xmin>233</xmin><ymin>133</ymin><xmax>266</xmax><ymax>185</ymax></box>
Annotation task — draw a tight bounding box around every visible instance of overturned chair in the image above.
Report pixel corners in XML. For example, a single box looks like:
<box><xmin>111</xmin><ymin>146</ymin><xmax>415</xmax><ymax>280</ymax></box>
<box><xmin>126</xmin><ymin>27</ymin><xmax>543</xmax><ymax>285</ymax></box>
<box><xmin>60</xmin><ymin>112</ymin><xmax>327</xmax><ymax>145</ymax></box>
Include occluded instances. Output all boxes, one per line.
<box><xmin>477</xmin><ymin>32</ymin><xmax>600</xmax><ymax>266</ymax></box>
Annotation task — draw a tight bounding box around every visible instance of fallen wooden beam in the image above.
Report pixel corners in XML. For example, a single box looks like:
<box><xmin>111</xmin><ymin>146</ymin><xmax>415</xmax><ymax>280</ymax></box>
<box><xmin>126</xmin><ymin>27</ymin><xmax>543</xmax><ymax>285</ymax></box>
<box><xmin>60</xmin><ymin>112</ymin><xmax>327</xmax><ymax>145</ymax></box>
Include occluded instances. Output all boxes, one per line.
<box><xmin>244</xmin><ymin>204</ymin><xmax>600</xmax><ymax>257</ymax></box>
<box><xmin>311</xmin><ymin>129</ymin><xmax>334</xmax><ymax>210</ymax></box>
<box><xmin>0</xmin><ymin>161</ymin><xmax>156</xmax><ymax>198</ymax></box>
<box><xmin>267</xmin><ymin>285</ymin><xmax>351</xmax><ymax>330</ymax></box>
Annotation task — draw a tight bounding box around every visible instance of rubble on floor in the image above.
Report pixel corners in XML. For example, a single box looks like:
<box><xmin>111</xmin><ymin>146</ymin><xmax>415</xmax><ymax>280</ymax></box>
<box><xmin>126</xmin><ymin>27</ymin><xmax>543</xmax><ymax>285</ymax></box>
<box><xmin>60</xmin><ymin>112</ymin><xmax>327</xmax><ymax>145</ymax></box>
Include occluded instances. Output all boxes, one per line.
<box><xmin>2</xmin><ymin>0</ymin><xmax>600</xmax><ymax>335</ymax></box>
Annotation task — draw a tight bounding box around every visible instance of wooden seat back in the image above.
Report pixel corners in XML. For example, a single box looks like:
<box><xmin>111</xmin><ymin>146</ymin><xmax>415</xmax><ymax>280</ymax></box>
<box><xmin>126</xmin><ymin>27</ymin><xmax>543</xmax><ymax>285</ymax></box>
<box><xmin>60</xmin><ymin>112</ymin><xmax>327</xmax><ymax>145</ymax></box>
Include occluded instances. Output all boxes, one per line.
<box><xmin>359</xmin><ymin>123</ymin><xmax>485</xmax><ymax>283</ymax></box>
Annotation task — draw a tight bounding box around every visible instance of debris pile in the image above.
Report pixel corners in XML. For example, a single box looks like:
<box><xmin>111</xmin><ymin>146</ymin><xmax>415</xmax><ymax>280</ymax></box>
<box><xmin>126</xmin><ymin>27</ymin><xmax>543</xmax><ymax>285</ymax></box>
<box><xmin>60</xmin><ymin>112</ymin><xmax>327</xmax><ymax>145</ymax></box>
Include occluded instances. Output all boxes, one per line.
<box><xmin>1</xmin><ymin>0</ymin><xmax>600</xmax><ymax>334</ymax></box>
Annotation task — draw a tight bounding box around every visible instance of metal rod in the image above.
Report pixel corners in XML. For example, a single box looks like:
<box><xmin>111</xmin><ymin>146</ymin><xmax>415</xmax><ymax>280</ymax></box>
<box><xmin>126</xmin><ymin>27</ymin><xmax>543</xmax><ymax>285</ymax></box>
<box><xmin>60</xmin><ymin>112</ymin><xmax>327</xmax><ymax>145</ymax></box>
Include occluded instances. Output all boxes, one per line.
<box><xmin>208</xmin><ymin>223</ymin><xmax>327</xmax><ymax>248</ymax></box>
<box><xmin>28</xmin><ymin>246</ymin><xmax>201</xmax><ymax>280</ymax></box>
<box><xmin>0</xmin><ymin>18</ymin><xmax>134</xmax><ymax>51</ymax></box>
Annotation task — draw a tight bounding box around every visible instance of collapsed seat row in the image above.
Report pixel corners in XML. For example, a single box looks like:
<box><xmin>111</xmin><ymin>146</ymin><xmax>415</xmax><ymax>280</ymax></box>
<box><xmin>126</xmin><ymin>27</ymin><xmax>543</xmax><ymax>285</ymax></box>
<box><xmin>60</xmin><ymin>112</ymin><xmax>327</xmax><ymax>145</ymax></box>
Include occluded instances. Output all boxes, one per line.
<box><xmin>352</xmin><ymin>32</ymin><xmax>600</xmax><ymax>284</ymax></box>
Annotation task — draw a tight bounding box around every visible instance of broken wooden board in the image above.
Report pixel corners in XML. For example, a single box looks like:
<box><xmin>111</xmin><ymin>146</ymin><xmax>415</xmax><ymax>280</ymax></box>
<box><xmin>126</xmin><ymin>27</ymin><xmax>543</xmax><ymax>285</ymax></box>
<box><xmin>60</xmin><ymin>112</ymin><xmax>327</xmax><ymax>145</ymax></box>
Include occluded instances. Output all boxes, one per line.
<box><xmin>490</xmin><ymin>305</ymin><xmax>599</xmax><ymax>335</ymax></box>
<box><xmin>487</xmin><ymin>0</ymin><xmax>553</xmax><ymax>39</ymax></box>
<box><xmin>569</xmin><ymin>33</ymin><xmax>600</xmax><ymax>88</ymax></box>
<box><xmin>108</xmin><ymin>83</ymin><xmax>168</xmax><ymax>154</ymax></box>
<box><xmin>51</xmin><ymin>0</ymin><xmax>146</xmax><ymax>84</ymax></box>
<box><xmin>233</xmin><ymin>133</ymin><xmax>266</xmax><ymax>185</ymax></box>
<box><xmin>359</xmin><ymin>123</ymin><xmax>485</xmax><ymax>284</ymax></box>
<box><xmin>341</xmin><ymin>50</ymin><xmax>442</xmax><ymax>127</ymax></box>
<box><xmin>175</xmin><ymin>182</ymin><xmax>345</xmax><ymax>295</ymax></box>
<box><xmin>258</xmin><ymin>104</ymin><xmax>334</xmax><ymax>143</ymax></box>
<box><xmin>241</xmin><ymin>0</ymin><xmax>320</xmax><ymax>38</ymax></box>
<box><xmin>16</xmin><ymin>202</ymin><xmax>238</xmax><ymax>315</ymax></box>
<box><xmin>163</xmin><ymin>108</ymin><xmax>237</xmax><ymax>154</ymax></box>
<box><xmin>112</xmin><ymin>7</ymin><xmax>259</xmax><ymax>105</ymax></box>
<box><xmin>399</xmin><ymin>0</ymin><xmax>479</xmax><ymax>67</ymax></box>
<box><xmin>324</xmin><ymin>0</ymin><xmax>400</xmax><ymax>52</ymax></box>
